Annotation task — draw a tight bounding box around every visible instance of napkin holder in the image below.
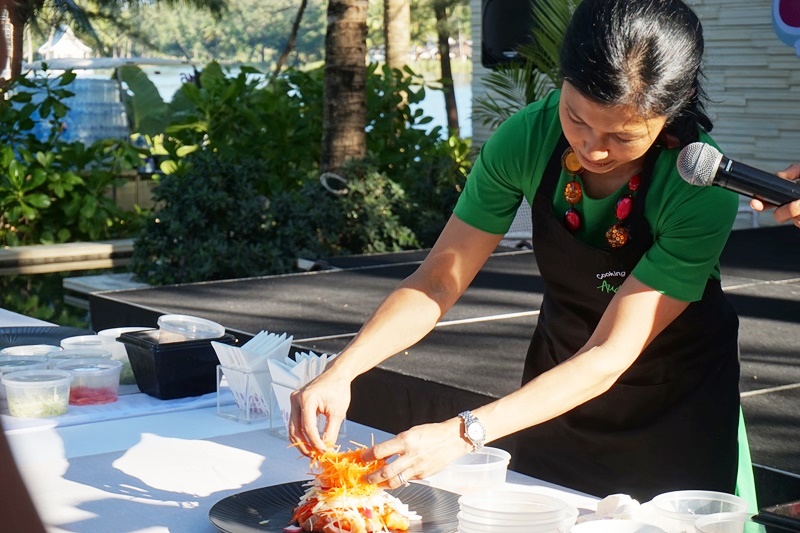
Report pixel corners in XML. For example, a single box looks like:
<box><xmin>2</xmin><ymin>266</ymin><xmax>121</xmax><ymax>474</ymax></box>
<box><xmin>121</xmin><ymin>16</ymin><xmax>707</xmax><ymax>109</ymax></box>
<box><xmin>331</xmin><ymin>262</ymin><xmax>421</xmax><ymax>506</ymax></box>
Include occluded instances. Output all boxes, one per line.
<box><xmin>216</xmin><ymin>365</ymin><xmax>271</xmax><ymax>423</ymax></box>
<box><xmin>119</xmin><ymin>329</ymin><xmax>236</xmax><ymax>400</ymax></box>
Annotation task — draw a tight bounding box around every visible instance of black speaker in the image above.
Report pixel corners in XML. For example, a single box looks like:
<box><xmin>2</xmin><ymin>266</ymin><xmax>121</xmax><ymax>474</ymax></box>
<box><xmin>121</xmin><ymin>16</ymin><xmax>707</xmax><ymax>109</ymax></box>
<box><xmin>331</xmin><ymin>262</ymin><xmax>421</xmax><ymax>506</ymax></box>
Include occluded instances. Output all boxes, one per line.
<box><xmin>481</xmin><ymin>0</ymin><xmax>536</xmax><ymax>69</ymax></box>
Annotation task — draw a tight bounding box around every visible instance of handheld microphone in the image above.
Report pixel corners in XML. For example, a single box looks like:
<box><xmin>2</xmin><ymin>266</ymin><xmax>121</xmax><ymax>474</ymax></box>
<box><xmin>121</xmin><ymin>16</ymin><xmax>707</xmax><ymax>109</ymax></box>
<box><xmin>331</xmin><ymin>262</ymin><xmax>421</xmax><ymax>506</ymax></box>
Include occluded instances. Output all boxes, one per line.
<box><xmin>676</xmin><ymin>143</ymin><xmax>800</xmax><ymax>206</ymax></box>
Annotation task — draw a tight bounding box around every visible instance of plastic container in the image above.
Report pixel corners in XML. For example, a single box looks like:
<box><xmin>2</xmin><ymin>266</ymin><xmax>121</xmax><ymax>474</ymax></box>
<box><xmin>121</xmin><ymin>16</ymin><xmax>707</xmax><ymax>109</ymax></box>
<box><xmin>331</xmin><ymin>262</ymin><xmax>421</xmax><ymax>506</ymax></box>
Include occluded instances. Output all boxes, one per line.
<box><xmin>571</xmin><ymin>520</ymin><xmax>667</xmax><ymax>532</ymax></box>
<box><xmin>157</xmin><ymin>314</ymin><xmax>226</xmax><ymax>342</ymax></box>
<box><xmin>695</xmin><ymin>513</ymin><xmax>765</xmax><ymax>533</ymax></box>
<box><xmin>426</xmin><ymin>446</ymin><xmax>510</xmax><ymax>494</ymax></box>
<box><xmin>118</xmin><ymin>329</ymin><xmax>236</xmax><ymax>399</ymax></box>
<box><xmin>47</xmin><ymin>348</ymin><xmax>113</xmax><ymax>369</ymax></box>
<box><xmin>97</xmin><ymin>327</ymin><xmax>153</xmax><ymax>385</ymax></box>
<box><xmin>2</xmin><ymin>369</ymin><xmax>72</xmax><ymax>418</ymax></box>
<box><xmin>459</xmin><ymin>489</ymin><xmax>566</xmax><ymax>521</ymax></box>
<box><xmin>650</xmin><ymin>491</ymin><xmax>750</xmax><ymax>533</ymax></box>
<box><xmin>60</xmin><ymin>334</ymin><xmax>108</xmax><ymax>350</ymax></box>
<box><xmin>0</xmin><ymin>355</ymin><xmax>50</xmax><ymax>400</ymax></box>
<box><xmin>55</xmin><ymin>358</ymin><xmax>123</xmax><ymax>405</ymax></box>
<box><xmin>0</xmin><ymin>344</ymin><xmax>62</xmax><ymax>356</ymax></box>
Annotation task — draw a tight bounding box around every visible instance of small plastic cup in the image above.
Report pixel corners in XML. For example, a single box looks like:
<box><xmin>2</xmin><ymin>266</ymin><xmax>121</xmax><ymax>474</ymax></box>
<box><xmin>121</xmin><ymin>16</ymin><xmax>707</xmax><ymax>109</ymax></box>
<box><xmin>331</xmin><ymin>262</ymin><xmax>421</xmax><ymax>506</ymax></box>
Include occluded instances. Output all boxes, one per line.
<box><xmin>0</xmin><ymin>355</ymin><xmax>50</xmax><ymax>400</ymax></box>
<box><xmin>0</xmin><ymin>344</ymin><xmax>62</xmax><ymax>356</ymax></box>
<box><xmin>695</xmin><ymin>513</ymin><xmax>765</xmax><ymax>533</ymax></box>
<box><xmin>47</xmin><ymin>348</ymin><xmax>113</xmax><ymax>369</ymax></box>
<box><xmin>650</xmin><ymin>491</ymin><xmax>750</xmax><ymax>533</ymax></box>
<box><xmin>426</xmin><ymin>446</ymin><xmax>511</xmax><ymax>494</ymax></box>
<box><xmin>2</xmin><ymin>369</ymin><xmax>72</xmax><ymax>418</ymax></box>
<box><xmin>157</xmin><ymin>314</ymin><xmax>225</xmax><ymax>343</ymax></box>
<box><xmin>60</xmin><ymin>334</ymin><xmax>108</xmax><ymax>350</ymax></box>
<box><xmin>55</xmin><ymin>358</ymin><xmax>123</xmax><ymax>405</ymax></box>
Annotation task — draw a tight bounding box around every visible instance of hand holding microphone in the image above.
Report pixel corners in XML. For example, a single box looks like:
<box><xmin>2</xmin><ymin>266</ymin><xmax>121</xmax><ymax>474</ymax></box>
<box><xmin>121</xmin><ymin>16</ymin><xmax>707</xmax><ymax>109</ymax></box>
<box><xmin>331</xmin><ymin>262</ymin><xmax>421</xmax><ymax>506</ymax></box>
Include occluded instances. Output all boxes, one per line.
<box><xmin>751</xmin><ymin>163</ymin><xmax>800</xmax><ymax>228</ymax></box>
<box><xmin>677</xmin><ymin>143</ymin><xmax>800</xmax><ymax>228</ymax></box>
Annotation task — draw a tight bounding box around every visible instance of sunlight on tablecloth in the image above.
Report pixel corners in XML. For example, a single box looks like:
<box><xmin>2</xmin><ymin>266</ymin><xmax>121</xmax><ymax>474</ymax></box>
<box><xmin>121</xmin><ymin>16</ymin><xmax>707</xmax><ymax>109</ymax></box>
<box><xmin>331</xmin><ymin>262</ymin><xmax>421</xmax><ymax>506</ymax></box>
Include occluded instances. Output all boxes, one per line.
<box><xmin>112</xmin><ymin>433</ymin><xmax>264</xmax><ymax>497</ymax></box>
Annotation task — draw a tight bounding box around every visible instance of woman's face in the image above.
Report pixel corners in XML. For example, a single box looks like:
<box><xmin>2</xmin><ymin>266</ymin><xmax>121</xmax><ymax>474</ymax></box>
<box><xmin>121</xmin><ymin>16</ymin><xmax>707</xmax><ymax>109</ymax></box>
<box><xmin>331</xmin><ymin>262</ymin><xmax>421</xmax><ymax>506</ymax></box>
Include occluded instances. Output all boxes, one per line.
<box><xmin>559</xmin><ymin>81</ymin><xmax>668</xmax><ymax>176</ymax></box>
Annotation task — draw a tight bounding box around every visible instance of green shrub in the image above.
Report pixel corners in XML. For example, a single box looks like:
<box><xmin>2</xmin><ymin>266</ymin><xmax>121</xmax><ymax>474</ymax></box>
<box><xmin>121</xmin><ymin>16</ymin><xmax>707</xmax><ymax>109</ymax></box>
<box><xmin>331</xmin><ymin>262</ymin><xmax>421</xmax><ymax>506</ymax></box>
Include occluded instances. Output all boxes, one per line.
<box><xmin>129</xmin><ymin>151</ymin><xmax>283</xmax><ymax>284</ymax></box>
<box><xmin>0</xmin><ymin>69</ymin><xmax>144</xmax><ymax>246</ymax></box>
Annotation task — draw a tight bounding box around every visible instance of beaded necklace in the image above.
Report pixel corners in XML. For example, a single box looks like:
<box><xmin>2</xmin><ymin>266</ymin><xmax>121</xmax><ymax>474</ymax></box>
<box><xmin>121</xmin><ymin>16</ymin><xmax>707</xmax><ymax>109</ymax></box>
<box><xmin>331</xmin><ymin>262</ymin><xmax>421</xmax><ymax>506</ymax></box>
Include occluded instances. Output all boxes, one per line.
<box><xmin>560</xmin><ymin>147</ymin><xmax>641</xmax><ymax>248</ymax></box>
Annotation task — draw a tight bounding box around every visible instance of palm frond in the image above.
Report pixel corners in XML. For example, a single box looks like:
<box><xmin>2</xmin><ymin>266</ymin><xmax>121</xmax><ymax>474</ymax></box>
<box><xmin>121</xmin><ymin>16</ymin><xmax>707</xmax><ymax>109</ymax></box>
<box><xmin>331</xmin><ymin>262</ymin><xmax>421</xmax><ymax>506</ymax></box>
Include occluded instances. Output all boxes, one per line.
<box><xmin>473</xmin><ymin>0</ymin><xmax>581</xmax><ymax>131</ymax></box>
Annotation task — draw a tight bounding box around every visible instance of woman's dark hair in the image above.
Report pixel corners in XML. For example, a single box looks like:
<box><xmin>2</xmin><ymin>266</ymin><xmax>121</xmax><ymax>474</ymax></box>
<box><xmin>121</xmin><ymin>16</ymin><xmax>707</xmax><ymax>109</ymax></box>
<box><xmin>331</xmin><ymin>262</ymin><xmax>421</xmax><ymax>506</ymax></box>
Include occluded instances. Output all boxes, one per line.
<box><xmin>559</xmin><ymin>0</ymin><xmax>713</xmax><ymax>145</ymax></box>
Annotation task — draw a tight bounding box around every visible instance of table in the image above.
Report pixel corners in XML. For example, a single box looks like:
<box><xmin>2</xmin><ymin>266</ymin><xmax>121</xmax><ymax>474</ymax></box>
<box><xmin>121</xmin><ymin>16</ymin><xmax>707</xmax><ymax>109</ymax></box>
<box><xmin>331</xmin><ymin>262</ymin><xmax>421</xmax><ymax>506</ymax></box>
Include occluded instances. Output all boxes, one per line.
<box><xmin>1</xmin><ymin>307</ymin><xmax>598</xmax><ymax>532</ymax></box>
<box><xmin>6</xmin><ymin>405</ymin><xmax>598</xmax><ymax>533</ymax></box>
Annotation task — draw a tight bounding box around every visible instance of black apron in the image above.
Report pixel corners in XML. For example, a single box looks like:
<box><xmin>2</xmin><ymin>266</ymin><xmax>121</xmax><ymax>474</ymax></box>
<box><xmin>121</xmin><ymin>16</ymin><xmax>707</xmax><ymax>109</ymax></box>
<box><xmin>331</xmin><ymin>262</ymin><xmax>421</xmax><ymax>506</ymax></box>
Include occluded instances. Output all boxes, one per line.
<box><xmin>515</xmin><ymin>135</ymin><xmax>741</xmax><ymax>502</ymax></box>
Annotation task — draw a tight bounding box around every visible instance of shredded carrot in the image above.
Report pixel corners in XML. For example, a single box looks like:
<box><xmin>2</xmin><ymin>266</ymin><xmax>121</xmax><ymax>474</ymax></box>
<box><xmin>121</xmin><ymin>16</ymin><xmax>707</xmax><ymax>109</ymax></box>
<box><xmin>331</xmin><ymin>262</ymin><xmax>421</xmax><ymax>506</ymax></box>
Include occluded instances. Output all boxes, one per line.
<box><xmin>308</xmin><ymin>444</ymin><xmax>386</xmax><ymax>501</ymax></box>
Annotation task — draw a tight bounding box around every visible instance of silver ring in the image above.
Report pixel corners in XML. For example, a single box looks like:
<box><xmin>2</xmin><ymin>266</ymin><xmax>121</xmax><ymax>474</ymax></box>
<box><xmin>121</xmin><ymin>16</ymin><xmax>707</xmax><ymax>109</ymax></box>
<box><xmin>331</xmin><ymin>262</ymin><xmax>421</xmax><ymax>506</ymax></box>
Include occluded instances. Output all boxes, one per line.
<box><xmin>397</xmin><ymin>473</ymin><xmax>410</xmax><ymax>487</ymax></box>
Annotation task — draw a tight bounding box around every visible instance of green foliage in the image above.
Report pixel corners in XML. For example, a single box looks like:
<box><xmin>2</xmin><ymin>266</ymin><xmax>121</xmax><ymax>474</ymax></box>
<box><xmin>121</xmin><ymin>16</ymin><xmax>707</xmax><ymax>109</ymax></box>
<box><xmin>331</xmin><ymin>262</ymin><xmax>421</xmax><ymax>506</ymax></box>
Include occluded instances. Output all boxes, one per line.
<box><xmin>129</xmin><ymin>151</ymin><xmax>282</xmax><ymax>285</ymax></box>
<box><xmin>270</xmin><ymin>159</ymin><xmax>419</xmax><ymax>263</ymax></box>
<box><xmin>126</xmin><ymin>62</ymin><xmax>470</xmax><ymax>284</ymax></box>
<box><xmin>0</xmin><ymin>69</ymin><xmax>145</xmax><ymax>246</ymax></box>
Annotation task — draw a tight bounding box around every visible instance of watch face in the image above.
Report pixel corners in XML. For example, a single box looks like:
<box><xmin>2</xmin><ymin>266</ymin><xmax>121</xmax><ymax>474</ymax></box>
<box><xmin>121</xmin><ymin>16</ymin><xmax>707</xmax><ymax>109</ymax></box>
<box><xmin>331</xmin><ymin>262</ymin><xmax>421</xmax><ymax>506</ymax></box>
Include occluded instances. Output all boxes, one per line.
<box><xmin>467</xmin><ymin>422</ymin><xmax>485</xmax><ymax>441</ymax></box>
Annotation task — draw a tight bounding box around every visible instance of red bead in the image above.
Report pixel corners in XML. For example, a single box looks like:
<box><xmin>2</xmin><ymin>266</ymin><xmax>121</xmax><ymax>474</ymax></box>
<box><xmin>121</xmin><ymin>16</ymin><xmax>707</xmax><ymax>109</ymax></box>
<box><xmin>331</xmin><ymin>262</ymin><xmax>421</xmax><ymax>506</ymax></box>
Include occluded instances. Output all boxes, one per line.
<box><xmin>615</xmin><ymin>194</ymin><xmax>633</xmax><ymax>221</ymax></box>
<box><xmin>628</xmin><ymin>175</ymin><xmax>641</xmax><ymax>192</ymax></box>
<box><xmin>564</xmin><ymin>208</ymin><xmax>581</xmax><ymax>232</ymax></box>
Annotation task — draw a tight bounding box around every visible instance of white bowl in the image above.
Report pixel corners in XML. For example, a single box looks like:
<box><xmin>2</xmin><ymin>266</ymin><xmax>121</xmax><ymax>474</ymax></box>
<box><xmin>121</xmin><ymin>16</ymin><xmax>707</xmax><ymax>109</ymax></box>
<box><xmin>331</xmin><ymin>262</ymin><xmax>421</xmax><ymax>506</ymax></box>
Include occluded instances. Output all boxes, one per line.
<box><xmin>457</xmin><ymin>511</ymin><xmax>559</xmax><ymax>533</ymax></box>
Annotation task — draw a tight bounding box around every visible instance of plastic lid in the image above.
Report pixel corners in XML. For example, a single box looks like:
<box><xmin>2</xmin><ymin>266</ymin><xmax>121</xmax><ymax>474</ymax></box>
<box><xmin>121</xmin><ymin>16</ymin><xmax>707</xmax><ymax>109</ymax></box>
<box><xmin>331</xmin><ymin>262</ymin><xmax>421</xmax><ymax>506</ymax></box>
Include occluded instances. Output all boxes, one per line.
<box><xmin>60</xmin><ymin>335</ymin><xmax>107</xmax><ymax>347</ymax></box>
<box><xmin>157</xmin><ymin>314</ymin><xmax>225</xmax><ymax>340</ymax></box>
<box><xmin>0</xmin><ymin>344</ymin><xmax>62</xmax><ymax>356</ymax></box>
<box><xmin>1</xmin><ymin>369</ymin><xmax>72</xmax><ymax>387</ymax></box>
<box><xmin>55</xmin><ymin>358</ymin><xmax>123</xmax><ymax>375</ymax></box>
<box><xmin>48</xmin><ymin>348</ymin><xmax>112</xmax><ymax>360</ymax></box>
<box><xmin>0</xmin><ymin>355</ymin><xmax>49</xmax><ymax>372</ymax></box>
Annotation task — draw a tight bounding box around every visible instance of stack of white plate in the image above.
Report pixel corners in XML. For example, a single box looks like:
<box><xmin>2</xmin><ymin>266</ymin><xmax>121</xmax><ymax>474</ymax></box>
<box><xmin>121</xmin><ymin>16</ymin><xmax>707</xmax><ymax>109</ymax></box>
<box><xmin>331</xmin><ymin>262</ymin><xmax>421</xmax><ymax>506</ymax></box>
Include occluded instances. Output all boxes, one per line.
<box><xmin>457</xmin><ymin>489</ymin><xmax>571</xmax><ymax>533</ymax></box>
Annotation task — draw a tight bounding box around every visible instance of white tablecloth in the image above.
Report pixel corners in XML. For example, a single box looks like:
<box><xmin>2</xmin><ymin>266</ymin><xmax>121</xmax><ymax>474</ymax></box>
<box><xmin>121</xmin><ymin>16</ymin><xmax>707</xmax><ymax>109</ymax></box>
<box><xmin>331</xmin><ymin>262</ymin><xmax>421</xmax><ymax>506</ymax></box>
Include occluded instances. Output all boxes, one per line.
<box><xmin>7</xmin><ymin>406</ymin><xmax>599</xmax><ymax>533</ymax></box>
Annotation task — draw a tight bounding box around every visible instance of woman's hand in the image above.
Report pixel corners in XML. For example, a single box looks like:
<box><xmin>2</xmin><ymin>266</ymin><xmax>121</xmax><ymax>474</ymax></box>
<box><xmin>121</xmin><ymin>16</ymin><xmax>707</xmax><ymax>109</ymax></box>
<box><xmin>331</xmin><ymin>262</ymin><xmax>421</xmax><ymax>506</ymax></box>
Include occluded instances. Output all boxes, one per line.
<box><xmin>360</xmin><ymin>418</ymin><xmax>472</xmax><ymax>489</ymax></box>
<box><xmin>750</xmin><ymin>163</ymin><xmax>800</xmax><ymax>227</ymax></box>
<box><xmin>288</xmin><ymin>369</ymin><xmax>351</xmax><ymax>456</ymax></box>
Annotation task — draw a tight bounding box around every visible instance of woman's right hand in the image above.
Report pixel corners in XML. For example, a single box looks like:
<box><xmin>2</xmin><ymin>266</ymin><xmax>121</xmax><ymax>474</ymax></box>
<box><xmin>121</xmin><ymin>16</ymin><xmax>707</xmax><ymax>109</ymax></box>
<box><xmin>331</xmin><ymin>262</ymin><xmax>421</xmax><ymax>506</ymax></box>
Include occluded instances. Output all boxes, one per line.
<box><xmin>288</xmin><ymin>369</ymin><xmax>351</xmax><ymax>456</ymax></box>
<box><xmin>750</xmin><ymin>163</ymin><xmax>800</xmax><ymax>227</ymax></box>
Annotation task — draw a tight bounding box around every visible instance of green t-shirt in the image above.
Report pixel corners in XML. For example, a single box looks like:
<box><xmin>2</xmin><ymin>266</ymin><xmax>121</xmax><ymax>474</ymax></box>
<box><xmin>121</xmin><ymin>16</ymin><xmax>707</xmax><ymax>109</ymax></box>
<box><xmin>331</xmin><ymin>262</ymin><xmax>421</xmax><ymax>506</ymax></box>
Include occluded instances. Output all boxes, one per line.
<box><xmin>454</xmin><ymin>90</ymin><xmax>739</xmax><ymax>302</ymax></box>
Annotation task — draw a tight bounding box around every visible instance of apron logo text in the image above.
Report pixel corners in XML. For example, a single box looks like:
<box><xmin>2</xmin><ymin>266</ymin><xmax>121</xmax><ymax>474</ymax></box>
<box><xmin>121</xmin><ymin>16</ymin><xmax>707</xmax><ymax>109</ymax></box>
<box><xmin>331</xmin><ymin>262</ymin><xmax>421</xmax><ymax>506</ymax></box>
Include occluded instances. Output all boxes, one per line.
<box><xmin>597</xmin><ymin>280</ymin><xmax>620</xmax><ymax>293</ymax></box>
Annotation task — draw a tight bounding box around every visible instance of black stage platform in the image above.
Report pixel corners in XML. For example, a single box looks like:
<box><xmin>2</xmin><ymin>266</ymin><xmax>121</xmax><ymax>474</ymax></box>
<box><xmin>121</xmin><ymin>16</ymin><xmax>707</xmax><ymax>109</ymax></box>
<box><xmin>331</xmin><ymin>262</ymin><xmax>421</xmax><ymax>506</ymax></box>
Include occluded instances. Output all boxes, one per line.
<box><xmin>89</xmin><ymin>225</ymin><xmax>800</xmax><ymax>505</ymax></box>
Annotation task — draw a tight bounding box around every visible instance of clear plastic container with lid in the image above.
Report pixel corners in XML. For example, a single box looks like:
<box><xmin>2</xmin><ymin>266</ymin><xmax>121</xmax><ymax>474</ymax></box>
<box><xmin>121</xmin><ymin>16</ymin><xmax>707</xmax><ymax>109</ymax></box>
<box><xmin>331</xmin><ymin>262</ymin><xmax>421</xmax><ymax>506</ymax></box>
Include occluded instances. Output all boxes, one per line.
<box><xmin>0</xmin><ymin>344</ymin><xmax>62</xmax><ymax>357</ymax></box>
<box><xmin>0</xmin><ymin>355</ymin><xmax>50</xmax><ymax>400</ymax></box>
<box><xmin>47</xmin><ymin>348</ymin><xmax>113</xmax><ymax>369</ymax></box>
<box><xmin>2</xmin><ymin>369</ymin><xmax>72</xmax><ymax>418</ymax></box>
<box><xmin>55</xmin><ymin>358</ymin><xmax>123</xmax><ymax>405</ymax></box>
<box><xmin>157</xmin><ymin>314</ymin><xmax>226</xmax><ymax>342</ymax></box>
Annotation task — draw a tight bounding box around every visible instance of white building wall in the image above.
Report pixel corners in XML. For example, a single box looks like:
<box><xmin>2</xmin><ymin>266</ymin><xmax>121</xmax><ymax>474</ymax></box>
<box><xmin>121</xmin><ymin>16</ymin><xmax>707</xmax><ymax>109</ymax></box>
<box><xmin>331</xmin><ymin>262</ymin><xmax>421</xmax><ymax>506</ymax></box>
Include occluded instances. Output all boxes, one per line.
<box><xmin>470</xmin><ymin>0</ymin><xmax>800</xmax><ymax>174</ymax></box>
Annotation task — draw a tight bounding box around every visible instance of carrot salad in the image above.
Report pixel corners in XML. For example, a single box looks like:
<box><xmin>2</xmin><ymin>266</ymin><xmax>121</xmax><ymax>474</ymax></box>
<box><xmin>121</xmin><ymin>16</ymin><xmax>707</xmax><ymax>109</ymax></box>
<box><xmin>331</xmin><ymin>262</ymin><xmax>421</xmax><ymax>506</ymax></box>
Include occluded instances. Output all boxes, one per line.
<box><xmin>291</xmin><ymin>444</ymin><xmax>420</xmax><ymax>533</ymax></box>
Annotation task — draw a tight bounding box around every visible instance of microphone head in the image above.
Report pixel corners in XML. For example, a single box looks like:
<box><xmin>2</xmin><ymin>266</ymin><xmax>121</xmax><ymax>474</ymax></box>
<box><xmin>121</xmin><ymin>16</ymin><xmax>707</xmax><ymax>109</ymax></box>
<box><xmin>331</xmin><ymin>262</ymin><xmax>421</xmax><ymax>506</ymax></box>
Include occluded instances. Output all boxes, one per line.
<box><xmin>677</xmin><ymin>142</ymin><xmax>723</xmax><ymax>187</ymax></box>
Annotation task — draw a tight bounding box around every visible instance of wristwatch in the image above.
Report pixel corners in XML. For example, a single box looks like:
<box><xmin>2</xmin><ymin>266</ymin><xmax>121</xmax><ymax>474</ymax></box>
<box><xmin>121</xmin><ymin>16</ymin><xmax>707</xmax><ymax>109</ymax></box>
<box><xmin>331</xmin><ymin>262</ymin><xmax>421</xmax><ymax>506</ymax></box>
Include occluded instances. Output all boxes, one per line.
<box><xmin>458</xmin><ymin>410</ymin><xmax>486</xmax><ymax>453</ymax></box>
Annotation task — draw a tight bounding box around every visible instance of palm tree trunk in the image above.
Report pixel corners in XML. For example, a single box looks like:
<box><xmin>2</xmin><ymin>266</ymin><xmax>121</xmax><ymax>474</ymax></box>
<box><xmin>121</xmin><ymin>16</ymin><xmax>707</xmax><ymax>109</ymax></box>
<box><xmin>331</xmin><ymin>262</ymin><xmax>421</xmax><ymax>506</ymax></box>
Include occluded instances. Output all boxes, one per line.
<box><xmin>322</xmin><ymin>0</ymin><xmax>367</xmax><ymax>173</ymax></box>
<box><xmin>433</xmin><ymin>0</ymin><xmax>459</xmax><ymax>137</ymax></box>
<box><xmin>383</xmin><ymin>0</ymin><xmax>410</xmax><ymax>71</ymax></box>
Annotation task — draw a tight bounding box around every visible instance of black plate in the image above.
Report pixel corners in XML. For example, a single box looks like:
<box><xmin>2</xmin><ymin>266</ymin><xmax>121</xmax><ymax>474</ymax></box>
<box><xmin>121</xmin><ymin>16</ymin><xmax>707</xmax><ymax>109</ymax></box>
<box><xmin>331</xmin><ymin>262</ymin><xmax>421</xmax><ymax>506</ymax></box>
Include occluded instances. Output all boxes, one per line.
<box><xmin>209</xmin><ymin>480</ymin><xmax>459</xmax><ymax>533</ymax></box>
<box><xmin>0</xmin><ymin>326</ymin><xmax>95</xmax><ymax>350</ymax></box>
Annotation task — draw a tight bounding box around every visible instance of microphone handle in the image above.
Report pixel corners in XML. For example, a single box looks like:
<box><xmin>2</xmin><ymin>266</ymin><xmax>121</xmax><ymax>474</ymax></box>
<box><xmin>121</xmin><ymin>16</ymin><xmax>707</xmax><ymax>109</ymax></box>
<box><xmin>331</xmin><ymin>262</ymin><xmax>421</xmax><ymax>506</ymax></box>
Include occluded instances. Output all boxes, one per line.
<box><xmin>715</xmin><ymin>156</ymin><xmax>800</xmax><ymax>206</ymax></box>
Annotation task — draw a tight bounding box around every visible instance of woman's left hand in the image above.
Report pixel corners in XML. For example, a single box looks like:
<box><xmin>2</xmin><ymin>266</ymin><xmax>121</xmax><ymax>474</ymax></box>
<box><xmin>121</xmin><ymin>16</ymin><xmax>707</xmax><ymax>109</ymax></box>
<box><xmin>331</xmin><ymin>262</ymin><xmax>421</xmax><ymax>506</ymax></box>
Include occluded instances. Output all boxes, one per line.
<box><xmin>360</xmin><ymin>418</ymin><xmax>472</xmax><ymax>489</ymax></box>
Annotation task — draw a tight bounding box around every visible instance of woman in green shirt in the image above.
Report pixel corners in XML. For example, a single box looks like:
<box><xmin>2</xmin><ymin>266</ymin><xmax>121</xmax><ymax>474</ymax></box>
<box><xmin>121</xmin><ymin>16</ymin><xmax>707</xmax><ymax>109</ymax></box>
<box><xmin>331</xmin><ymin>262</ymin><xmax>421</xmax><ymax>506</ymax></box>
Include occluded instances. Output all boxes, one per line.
<box><xmin>291</xmin><ymin>0</ymin><xmax>755</xmax><ymax>503</ymax></box>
